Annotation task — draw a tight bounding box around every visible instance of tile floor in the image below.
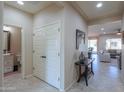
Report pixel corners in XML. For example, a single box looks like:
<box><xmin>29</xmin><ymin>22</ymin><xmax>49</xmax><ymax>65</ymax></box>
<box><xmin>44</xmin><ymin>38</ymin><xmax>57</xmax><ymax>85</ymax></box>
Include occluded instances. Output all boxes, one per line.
<box><xmin>3</xmin><ymin>54</ymin><xmax>124</xmax><ymax>92</ymax></box>
<box><xmin>4</xmin><ymin>73</ymin><xmax>58</xmax><ymax>92</ymax></box>
<box><xmin>69</xmin><ymin>54</ymin><xmax>124</xmax><ymax>92</ymax></box>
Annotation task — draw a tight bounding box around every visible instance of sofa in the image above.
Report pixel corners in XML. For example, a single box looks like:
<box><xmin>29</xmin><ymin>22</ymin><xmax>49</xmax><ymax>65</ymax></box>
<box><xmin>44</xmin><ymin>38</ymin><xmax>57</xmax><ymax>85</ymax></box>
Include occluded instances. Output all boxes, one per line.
<box><xmin>107</xmin><ymin>49</ymin><xmax>121</xmax><ymax>58</ymax></box>
<box><xmin>99</xmin><ymin>52</ymin><xmax>111</xmax><ymax>63</ymax></box>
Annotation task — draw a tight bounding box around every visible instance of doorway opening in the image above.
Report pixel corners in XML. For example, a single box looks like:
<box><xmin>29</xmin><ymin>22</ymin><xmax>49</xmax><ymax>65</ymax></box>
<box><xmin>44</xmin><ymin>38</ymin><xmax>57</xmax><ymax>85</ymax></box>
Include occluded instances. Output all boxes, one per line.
<box><xmin>3</xmin><ymin>25</ymin><xmax>22</xmax><ymax>78</ymax></box>
<box><xmin>88</xmin><ymin>39</ymin><xmax>98</xmax><ymax>53</ymax></box>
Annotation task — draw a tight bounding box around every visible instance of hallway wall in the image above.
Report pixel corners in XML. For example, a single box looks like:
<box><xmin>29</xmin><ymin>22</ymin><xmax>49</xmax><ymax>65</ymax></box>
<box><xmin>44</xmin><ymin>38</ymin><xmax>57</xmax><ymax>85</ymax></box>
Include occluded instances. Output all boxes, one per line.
<box><xmin>121</xmin><ymin>12</ymin><xmax>124</xmax><ymax>83</ymax></box>
<box><xmin>63</xmin><ymin>3</ymin><xmax>88</xmax><ymax>90</ymax></box>
<box><xmin>0</xmin><ymin>2</ymin><xmax>3</xmax><ymax>91</ymax></box>
<box><xmin>97</xmin><ymin>34</ymin><xmax>121</xmax><ymax>51</ymax></box>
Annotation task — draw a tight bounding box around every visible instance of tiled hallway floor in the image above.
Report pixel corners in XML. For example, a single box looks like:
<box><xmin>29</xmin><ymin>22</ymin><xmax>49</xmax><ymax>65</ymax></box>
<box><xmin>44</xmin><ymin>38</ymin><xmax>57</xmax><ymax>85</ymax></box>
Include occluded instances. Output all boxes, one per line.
<box><xmin>69</xmin><ymin>54</ymin><xmax>124</xmax><ymax>92</ymax></box>
<box><xmin>3</xmin><ymin>54</ymin><xmax>124</xmax><ymax>92</ymax></box>
<box><xmin>4</xmin><ymin>73</ymin><xmax>58</xmax><ymax>92</ymax></box>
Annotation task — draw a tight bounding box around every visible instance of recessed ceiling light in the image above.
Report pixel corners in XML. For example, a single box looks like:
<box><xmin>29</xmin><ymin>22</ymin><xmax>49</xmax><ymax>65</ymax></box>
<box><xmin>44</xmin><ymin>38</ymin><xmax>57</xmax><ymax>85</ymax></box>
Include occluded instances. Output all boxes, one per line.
<box><xmin>17</xmin><ymin>1</ymin><xmax>24</xmax><ymax>5</ymax></box>
<box><xmin>96</xmin><ymin>2</ymin><xmax>103</xmax><ymax>8</ymax></box>
<box><xmin>103</xmin><ymin>32</ymin><xmax>106</xmax><ymax>34</ymax></box>
<box><xmin>101</xmin><ymin>28</ymin><xmax>104</xmax><ymax>31</ymax></box>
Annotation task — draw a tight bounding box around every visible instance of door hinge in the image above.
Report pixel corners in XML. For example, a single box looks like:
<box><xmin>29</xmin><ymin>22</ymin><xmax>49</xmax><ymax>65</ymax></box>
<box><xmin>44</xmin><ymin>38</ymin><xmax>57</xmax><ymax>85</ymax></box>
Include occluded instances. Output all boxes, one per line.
<box><xmin>57</xmin><ymin>77</ymin><xmax>60</xmax><ymax>81</ymax></box>
<box><xmin>58</xmin><ymin>28</ymin><xmax>60</xmax><ymax>32</ymax></box>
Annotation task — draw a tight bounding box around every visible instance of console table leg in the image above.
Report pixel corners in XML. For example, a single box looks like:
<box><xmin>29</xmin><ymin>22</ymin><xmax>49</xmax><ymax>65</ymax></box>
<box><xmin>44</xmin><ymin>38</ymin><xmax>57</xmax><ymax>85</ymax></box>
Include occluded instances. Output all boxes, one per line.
<box><xmin>77</xmin><ymin>65</ymin><xmax>81</xmax><ymax>82</ymax></box>
<box><xmin>84</xmin><ymin>66</ymin><xmax>88</xmax><ymax>86</ymax></box>
<box><xmin>91</xmin><ymin>62</ymin><xmax>94</xmax><ymax>75</ymax></box>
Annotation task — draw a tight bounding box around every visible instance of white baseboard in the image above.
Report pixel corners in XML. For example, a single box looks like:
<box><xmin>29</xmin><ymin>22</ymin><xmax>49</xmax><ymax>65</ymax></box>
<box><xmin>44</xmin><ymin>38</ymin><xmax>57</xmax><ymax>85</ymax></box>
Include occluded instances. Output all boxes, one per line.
<box><xmin>24</xmin><ymin>74</ymin><xmax>76</xmax><ymax>92</ymax></box>
<box><xmin>24</xmin><ymin>74</ymin><xmax>33</xmax><ymax>79</ymax></box>
<box><xmin>59</xmin><ymin>89</ymin><xmax>65</xmax><ymax>92</ymax></box>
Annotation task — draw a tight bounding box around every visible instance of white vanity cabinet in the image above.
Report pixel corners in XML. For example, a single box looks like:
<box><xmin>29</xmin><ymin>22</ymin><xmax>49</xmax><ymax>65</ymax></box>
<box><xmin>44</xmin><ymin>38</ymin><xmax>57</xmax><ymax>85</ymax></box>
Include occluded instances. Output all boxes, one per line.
<box><xmin>3</xmin><ymin>54</ymin><xmax>14</xmax><ymax>73</ymax></box>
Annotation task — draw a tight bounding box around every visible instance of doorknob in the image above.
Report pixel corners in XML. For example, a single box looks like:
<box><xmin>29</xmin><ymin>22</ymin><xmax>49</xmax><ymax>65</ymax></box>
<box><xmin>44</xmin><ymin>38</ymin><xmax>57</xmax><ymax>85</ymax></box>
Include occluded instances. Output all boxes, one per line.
<box><xmin>41</xmin><ymin>56</ymin><xmax>46</xmax><ymax>58</ymax></box>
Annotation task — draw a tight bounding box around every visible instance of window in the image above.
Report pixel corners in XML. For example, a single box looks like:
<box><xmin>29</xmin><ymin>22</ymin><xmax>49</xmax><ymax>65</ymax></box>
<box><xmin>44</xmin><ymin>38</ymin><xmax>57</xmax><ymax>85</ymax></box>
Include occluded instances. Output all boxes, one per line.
<box><xmin>106</xmin><ymin>38</ymin><xmax>122</xmax><ymax>50</ymax></box>
<box><xmin>88</xmin><ymin>39</ymin><xmax>97</xmax><ymax>52</ymax></box>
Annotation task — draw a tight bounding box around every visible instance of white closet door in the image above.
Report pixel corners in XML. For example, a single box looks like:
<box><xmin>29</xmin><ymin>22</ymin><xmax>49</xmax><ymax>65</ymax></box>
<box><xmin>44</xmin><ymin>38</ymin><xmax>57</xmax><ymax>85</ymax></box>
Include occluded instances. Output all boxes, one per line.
<box><xmin>33</xmin><ymin>22</ymin><xmax>61</xmax><ymax>89</ymax></box>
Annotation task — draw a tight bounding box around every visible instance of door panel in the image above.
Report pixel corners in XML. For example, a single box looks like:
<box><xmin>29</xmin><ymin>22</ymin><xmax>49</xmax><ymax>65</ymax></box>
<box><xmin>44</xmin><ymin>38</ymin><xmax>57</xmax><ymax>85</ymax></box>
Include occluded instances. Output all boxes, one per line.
<box><xmin>33</xmin><ymin>22</ymin><xmax>60</xmax><ymax>89</ymax></box>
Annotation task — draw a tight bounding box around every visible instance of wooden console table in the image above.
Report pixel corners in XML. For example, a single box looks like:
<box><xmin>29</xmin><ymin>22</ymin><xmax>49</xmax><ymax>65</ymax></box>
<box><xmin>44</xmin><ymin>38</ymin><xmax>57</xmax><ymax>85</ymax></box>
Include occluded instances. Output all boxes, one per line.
<box><xmin>75</xmin><ymin>58</ymin><xmax>95</xmax><ymax>86</ymax></box>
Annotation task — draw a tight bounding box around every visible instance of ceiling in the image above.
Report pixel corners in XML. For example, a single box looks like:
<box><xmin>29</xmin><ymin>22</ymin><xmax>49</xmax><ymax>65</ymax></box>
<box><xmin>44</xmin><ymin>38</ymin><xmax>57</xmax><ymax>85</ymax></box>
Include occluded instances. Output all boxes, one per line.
<box><xmin>75</xmin><ymin>1</ymin><xmax>124</xmax><ymax>21</ymax></box>
<box><xmin>4</xmin><ymin>1</ymin><xmax>124</xmax><ymax>37</ymax></box>
<box><xmin>5</xmin><ymin>1</ymin><xmax>53</xmax><ymax>14</ymax></box>
<box><xmin>71</xmin><ymin>1</ymin><xmax>123</xmax><ymax>37</ymax></box>
<box><xmin>88</xmin><ymin>20</ymin><xmax>122</xmax><ymax>37</ymax></box>
<box><xmin>5</xmin><ymin>1</ymin><xmax>124</xmax><ymax>20</ymax></box>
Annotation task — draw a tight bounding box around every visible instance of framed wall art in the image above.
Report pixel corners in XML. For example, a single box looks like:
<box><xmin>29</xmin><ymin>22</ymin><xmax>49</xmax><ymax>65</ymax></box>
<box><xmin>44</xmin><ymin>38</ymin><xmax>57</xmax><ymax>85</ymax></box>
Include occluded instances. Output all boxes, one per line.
<box><xmin>76</xmin><ymin>29</ymin><xmax>85</xmax><ymax>49</ymax></box>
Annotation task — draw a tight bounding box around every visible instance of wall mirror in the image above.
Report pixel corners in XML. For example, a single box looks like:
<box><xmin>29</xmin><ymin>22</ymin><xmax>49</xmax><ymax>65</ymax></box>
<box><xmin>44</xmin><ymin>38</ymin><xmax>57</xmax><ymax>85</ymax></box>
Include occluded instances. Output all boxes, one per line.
<box><xmin>3</xmin><ymin>31</ymin><xmax>11</xmax><ymax>53</ymax></box>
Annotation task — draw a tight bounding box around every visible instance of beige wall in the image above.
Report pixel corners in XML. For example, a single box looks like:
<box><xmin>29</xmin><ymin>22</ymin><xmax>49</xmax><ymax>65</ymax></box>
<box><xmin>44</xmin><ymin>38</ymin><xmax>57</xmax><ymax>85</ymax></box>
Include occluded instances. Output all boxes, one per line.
<box><xmin>33</xmin><ymin>4</ymin><xmax>64</xmax><ymax>28</ymax></box>
<box><xmin>4</xmin><ymin>4</ymin><xmax>33</xmax><ymax>77</ymax></box>
<box><xmin>63</xmin><ymin>3</ymin><xmax>88</xmax><ymax>90</ymax></box>
<box><xmin>0</xmin><ymin>2</ymin><xmax>3</xmax><ymax>91</ymax></box>
<box><xmin>10</xmin><ymin>27</ymin><xmax>21</xmax><ymax>55</ymax></box>
<box><xmin>121</xmin><ymin>12</ymin><xmax>124</xmax><ymax>83</ymax></box>
<box><xmin>122</xmin><ymin>13</ymin><xmax>124</xmax><ymax>31</ymax></box>
<box><xmin>9</xmin><ymin>26</ymin><xmax>21</xmax><ymax>65</ymax></box>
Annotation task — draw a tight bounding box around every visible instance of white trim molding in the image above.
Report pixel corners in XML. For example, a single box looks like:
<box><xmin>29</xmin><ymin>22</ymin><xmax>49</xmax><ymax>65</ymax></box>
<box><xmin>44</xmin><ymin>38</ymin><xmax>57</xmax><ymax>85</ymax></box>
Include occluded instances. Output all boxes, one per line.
<box><xmin>24</xmin><ymin>74</ymin><xmax>33</xmax><ymax>79</ymax></box>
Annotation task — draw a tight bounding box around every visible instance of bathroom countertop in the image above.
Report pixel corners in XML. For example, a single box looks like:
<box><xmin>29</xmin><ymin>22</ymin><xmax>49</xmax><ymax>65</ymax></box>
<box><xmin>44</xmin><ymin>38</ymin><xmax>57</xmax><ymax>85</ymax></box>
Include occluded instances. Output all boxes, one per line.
<box><xmin>3</xmin><ymin>53</ymin><xmax>14</xmax><ymax>56</ymax></box>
